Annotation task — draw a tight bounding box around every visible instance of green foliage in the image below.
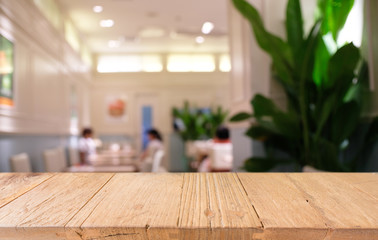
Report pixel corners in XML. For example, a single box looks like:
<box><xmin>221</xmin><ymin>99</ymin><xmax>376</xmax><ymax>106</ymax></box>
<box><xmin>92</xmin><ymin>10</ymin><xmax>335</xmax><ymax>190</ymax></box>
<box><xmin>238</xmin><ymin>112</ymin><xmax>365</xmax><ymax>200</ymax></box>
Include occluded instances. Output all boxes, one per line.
<box><xmin>231</xmin><ymin>0</ymin><xmax>378</xmax><ymax>172</ymax></box>
<box><xmin>172</xmin><ymin>102</ymin><xmax>228</xmax><ymax>141</ymax></box>
<box><xmin>317</xmin><ymin>0</ymin><xmax>355</xmax><ymax>40</ymax></box>
<box><xmin>203</xmin><ymin>106</ymin><xmax>229</xmax><ymax>138</ymax></box>
<box><xmin>243</xmin><ymin>157</ymin><xmax>294</xmax><ymax>172</ymax></box>
<box><xmin>230</xmin><ymin>112</ymin><xmax>252</xmax><ymax>122</ymax></box>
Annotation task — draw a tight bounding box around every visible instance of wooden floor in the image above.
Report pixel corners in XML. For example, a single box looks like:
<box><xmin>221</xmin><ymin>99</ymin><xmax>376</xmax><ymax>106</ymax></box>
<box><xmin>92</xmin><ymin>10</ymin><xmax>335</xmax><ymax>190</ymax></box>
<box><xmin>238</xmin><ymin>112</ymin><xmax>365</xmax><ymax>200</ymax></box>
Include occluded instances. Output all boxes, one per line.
<box><xmin>0</xmin><ymin>173</ymin><xmax>377</xmax><ymax>240</ymax></box>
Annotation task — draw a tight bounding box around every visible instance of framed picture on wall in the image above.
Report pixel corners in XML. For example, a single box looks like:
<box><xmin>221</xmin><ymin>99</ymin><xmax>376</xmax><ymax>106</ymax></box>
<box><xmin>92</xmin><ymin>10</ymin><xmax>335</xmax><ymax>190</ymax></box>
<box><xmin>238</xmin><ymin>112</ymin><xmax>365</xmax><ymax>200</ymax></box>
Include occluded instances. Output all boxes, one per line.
<box><xmin>0</xmin><ymin>33</ymin><xmax>14</xmax><ymax>107</ymax></box>
<box><xmin>105</xmin><ymin>95</ymin><xmax>127</xmax><ymax>123</ymax></box>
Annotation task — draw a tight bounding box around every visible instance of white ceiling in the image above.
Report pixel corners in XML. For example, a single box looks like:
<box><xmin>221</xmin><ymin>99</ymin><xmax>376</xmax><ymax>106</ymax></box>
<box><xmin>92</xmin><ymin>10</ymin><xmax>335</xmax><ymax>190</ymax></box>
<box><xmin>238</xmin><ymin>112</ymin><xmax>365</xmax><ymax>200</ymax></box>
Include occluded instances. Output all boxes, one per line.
<box><xmin>57</xmin><ymin>0</ymin><xmax>229</xmax><ymax>54</ymax></box>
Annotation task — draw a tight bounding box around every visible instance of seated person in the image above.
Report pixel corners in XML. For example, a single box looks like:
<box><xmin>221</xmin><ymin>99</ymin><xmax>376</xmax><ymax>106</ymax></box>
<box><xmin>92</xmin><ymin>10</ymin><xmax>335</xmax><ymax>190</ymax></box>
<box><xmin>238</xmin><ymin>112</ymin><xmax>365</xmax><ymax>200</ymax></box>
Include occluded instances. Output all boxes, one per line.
<box><xmin>139</xmin><ymin>128</ymin><xmax>164</xmax><ymax>171</ymax></box>
<box><xmin>198</xmin><ymin>126</ymin><xmax>233</xmax><ymax>172</ymax></box>
<box><xmin>79</xmin><ymin>128</ymin><xmax>96</xmax><ymax>165</ymax></box>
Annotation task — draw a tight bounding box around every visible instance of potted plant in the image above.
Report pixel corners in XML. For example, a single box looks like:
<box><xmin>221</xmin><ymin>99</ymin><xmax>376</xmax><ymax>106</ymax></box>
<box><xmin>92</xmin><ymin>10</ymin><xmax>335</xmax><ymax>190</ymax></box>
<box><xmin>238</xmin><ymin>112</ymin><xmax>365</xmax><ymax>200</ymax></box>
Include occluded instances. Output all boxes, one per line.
<box><xmin>173</xmin><ymin>102</ymin><xmax>228</xmax><ymax>170</ymax></box>
<box><xmin>230</xmin><ymin>0</ymin><xmax>378</xmax><ymax>172</ymax></box>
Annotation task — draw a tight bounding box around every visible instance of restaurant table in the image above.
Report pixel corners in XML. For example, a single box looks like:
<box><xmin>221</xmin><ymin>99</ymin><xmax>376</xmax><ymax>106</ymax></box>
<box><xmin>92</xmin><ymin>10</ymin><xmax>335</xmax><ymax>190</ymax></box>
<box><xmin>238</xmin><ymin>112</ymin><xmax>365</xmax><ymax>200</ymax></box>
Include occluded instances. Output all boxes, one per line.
<box><xmin>0</xmin><ymin>173</ymin><xmax>377</xmax><ymax>240</ymax></box>
<box><xmin>66</xmin><ymin>164</ymin><xmax>137</xmax><ymax>172</ymax></box>
<box><xmin>89</xmin><ymin>150</ymin><xmax>136</xmax><ymax>166</ymax></box>
<box><xmin>66</xmin><ymin>150</ymin><xmax>138</xmax><ymax>172</ymax></box>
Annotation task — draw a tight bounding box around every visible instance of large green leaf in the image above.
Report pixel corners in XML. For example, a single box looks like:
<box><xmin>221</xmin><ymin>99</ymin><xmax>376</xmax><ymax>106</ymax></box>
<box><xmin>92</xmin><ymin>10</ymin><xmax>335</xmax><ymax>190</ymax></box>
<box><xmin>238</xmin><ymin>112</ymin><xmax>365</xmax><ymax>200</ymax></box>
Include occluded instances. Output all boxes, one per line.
<box><xmin>297</xmin><ymin>19</ymin><xmax>322</xmax><ymax>80</ymax></box>
<box><xmin>296</xmin><ymin>20</ymin><xmax>322</xmax><ymax>163</ymax></box>
<box><xmin>243</xmin><ymin>157</ymin><xmax>294</xmax><ymax>172</ymax></box>
<box><xmin>317</xmin><ymin>0</ymin><xmax>355</xmax><ymax>40</ymax></box>
<box><xmin>312</xmin><ymin>137</ymin><xmax>343</xmax><ymax>171</ymax></box>
<box><xmin>331</xmin><ymin>101</ymin><xmax>360</xmax><ymax>145</ymax></box>
<box><xmin>232</xmin><ymin>0</ymin><xmax>294</xmax><ymax>87</ymax></box>
<box><xmin>272</xmin><ymin>111</ymin><xmax>301</xmax><ymax>140</ymax></box>
<box><xmin>365</xmin><ymin>117</ymin><xmax>378</xmax><ymax>144</ymax></box>
<box><xmin>251</xmin><ymin>94</ymin><xmax>279</xmax><ymax>118</ymax></box>
<box><xmin>314</xmin><ymin>44</ymin><xmax>360</xmax><ymax>138</ymax></box>
<box><xmin>245</xmin><ymin>125</ymin><xmax>274</xmax><ymax>140</ymax></box>
<box><xmin>245</xmin><ymin>124</ymin><xmax>300</xmax><ymax>159</ymax></box>
<box><xmin>313</xmin><ymin>37</ymin><xmax>331</xmax><ymax>87</ymax></box>
<box><xmin>251</xmin><ymin>94</ymin><xmax>301</xmax><ymax>140</ymax></box>
<box><xmin>344</xmin><ymin>61</ymin><xmax>370</xmax><ymax>106</ymax></box>
<box><xmin>254</xmin><ymin>120</ymin><xmax>282</xmax><ymax>136</ymax></box>
<box><xmin>348</xmin><ymin>117</ymin><xmax>378</xmax><ymax>170</ymax></box>
<box><xmin>326</xmin><ymin>43</ymin><xmax>360</xmax><ymax>90</ymax></box>
<box><xmin>286</xmin><ymin>0</ymin><xmax>304</xmax><ymax>64</ymax></box>
<box><xmin>314</xmin><ymin>93</ymin><xmax>337</xmax><ymax>139</ymax></box>
<box><xmin>230</xmin><ymin>112</ymin><xmax>252</xmax><ymax>122</ymax></box>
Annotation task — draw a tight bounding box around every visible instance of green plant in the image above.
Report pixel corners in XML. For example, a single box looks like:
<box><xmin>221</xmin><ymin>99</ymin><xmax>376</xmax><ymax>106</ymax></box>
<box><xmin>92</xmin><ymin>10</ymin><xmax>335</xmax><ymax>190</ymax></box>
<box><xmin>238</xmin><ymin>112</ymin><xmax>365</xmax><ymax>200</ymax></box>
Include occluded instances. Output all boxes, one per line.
<box><xmin>173</xmin><ymin>101</ymin><xmax>206</xmax><ymax>141</ymax></box>
<box><xmin>173</xmin><ymin>102</ymin><xmax>228</xmax><ymax>141</ymax></box>
<box><xmin>203</xmin><ymin>106</ymin><xmax>229</xmax><ymax>139</ymax></box>
<box><xmin>230</xmin><ymin>0</ymin><xmax>378</xmax><ymax>172</ymax></box>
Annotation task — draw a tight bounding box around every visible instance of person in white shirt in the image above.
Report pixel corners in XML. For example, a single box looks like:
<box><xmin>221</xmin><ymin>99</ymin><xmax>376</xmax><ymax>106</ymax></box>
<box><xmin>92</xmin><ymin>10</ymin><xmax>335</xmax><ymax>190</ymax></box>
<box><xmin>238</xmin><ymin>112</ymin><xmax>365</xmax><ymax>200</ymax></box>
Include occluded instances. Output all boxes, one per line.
<box><xmin>139</xmin><ymin>128</ymin><xmax>164</xmax><ymax>171</ymax></box>
<box><xmin>79</xmin><ymin>128</ymin><xmax>96</xmax><ymax>165</ymax></box>
<box><xmin>198</xmin><ymin>126</ymin><xmax>233</xmax><ymax>172</ymax></box>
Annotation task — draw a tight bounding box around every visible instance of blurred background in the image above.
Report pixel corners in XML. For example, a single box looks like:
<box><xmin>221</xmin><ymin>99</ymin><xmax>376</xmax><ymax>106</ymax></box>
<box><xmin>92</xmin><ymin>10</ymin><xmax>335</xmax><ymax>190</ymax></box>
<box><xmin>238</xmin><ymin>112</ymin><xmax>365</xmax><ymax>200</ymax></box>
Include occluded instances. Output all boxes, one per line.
<box><xmin>0</xmin><ymin>0</ymin><xmax>377</xmax><ymax>173</ymax></box>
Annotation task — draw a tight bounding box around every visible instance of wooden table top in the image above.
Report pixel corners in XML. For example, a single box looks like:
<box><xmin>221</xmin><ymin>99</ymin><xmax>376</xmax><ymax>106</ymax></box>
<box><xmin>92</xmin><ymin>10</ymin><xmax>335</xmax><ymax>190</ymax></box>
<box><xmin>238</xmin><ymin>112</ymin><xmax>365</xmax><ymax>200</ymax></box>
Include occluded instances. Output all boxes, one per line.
<box><xmin>0</xmin><ymin>173</ymin><xmax>376</xmax><ymax>240</ymax></box>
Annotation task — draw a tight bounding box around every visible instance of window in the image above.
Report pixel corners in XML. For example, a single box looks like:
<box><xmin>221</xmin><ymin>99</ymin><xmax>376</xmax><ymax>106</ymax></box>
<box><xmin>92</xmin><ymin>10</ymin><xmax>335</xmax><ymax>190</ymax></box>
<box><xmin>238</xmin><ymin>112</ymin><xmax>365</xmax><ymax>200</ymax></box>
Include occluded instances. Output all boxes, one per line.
<box><xmin>97</xmin><ymin>55</ymin><xmax>162</xmax><ymax>73</ymax></box>
<box><xmin>142</xmin><ymin>55</ymin><xmax>163</xmax><ymax>72</ymax></box>
<box><xmin>219</xmin><ymin>54</ymin><xmax>231</xmax><ymax>72</ymax></box>
<box><xmin>167</xmin><ymin>54</ymin><xmax>215</xmax><ymax>72</ymax></box>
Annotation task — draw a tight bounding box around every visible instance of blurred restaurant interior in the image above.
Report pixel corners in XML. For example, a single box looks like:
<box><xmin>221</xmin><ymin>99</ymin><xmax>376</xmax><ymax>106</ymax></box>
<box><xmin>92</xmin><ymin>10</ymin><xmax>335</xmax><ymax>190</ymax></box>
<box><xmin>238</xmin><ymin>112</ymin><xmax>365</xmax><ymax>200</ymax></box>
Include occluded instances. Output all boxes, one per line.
<box><xmin>0</xmin><ymin>0</ymin><xmax>377</xmax><ymax>173</ymax></box>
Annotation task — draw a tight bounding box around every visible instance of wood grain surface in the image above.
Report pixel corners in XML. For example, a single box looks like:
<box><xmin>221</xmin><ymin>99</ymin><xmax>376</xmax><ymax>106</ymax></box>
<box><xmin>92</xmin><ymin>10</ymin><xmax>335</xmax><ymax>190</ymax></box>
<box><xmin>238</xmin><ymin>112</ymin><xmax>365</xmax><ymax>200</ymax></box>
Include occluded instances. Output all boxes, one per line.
<box><xmin>0</xmin><ymin>173</ymin><xmax>54</xmax><ymax>208</ymax></box>
<box><xmin>178</xmin><ymin>173</ymin><xmax>262</xmax><ymax>239</ymax></box>
<box><xmin>0</xmin><ymin>172</ymin><xmax>376</xmax><ymax>240</ymax></box>
<box><xmin>0</xmin><ymin>173</ymin><xmax>114</xmax><ymax>239</ymax></box>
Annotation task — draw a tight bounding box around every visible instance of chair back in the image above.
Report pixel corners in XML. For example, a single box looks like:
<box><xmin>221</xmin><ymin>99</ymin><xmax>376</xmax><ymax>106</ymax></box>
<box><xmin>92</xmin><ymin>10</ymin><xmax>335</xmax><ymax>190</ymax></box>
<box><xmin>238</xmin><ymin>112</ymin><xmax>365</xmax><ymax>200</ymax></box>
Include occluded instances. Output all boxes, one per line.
<box><xmin>43</xmin><ymin>148</ymin><xmax>67</xmax><ymax>172</ymax></box>
<box><xmin>10</xmin><ymin>153</ymin><xmax>32</xmax><ymax>172</ymax></box>
<box><xmin>151</xmin><ymin>150</ymin><xmax>164</xmax><ymax>173</ymax></box>
<box><xmin>69</xmin><ymin>147</ymin><xmax>80</xmax><ymax>166</ymax></box>
<box><xmin>56</xmin><ymin>147</ymin><xmax>68</xmax><ymax>169</ymax></box>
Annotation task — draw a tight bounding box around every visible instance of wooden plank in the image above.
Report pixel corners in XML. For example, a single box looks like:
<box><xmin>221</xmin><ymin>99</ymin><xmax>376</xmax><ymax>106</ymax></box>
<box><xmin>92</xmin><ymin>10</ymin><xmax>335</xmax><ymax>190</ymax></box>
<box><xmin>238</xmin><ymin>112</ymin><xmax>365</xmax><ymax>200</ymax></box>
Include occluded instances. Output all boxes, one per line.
<box><xmin>286</xmin><ymin>173</ymin><xmax>378</xmax><ymax>240</ymax></box>
<box><xmin>0</xmin><ymin>173</ymin><xmax>376</xmax><ymax>240</ymax></box>
<box><xmin>333</xmin><ymin>173</ymin><xmax>378</xmax><ymax>200</ymax></box>
<box><xmin>237</xmin><ymin>173</ymin><xmax>329</xmax><ymax>240</ymax></box>
<box><xmin>179</xmin><ymin>173</ymin><xmax>262</xmax><ymax>239</ymax></box>
<box><xmin>0</xmin><ymin>173</ymin><xmax>54</xmax><ymax>208</ymax></box>
<box><xmin>0</xmin><ymin>173</ymin><xmax>114</xmax><ymax>240</ymax></box>
<box><xmin>66</xmin><ymin>173</ymin><xmax>183</xmax><ymax>240</ymax></box>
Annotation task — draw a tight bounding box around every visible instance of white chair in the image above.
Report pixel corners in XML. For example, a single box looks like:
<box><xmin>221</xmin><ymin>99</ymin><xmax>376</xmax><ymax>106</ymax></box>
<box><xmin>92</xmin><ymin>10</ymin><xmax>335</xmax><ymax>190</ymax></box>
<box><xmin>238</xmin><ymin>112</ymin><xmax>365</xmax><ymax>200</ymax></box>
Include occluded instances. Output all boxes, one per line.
<box><xmin>56</xmin><ymin>147</ymin><xmax>68</xmax><ymax>170</ymax></box>
<box><xmin>10</xmin><ymin>153</ymin><xmax>32</xmax><ymax>172</ymax></box>
<box><xmin>69</xmin><ymin>147</ymin><xmax>80</xmax><ymax>166</ymax></box>
<box><xmin>43</xmin><ymin>148</ymin><xmax>67</xmax><ymax>172</ymax></box>
<box><xmin>151</xmin><ymin>150</ymin><xmax>167</xmax><ymax>173</ymax></box>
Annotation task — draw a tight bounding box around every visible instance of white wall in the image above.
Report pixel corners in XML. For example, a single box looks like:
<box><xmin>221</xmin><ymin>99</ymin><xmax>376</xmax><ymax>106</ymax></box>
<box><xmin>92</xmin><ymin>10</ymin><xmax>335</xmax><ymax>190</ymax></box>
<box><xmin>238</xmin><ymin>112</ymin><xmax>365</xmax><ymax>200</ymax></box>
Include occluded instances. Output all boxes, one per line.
<box><xmin>0</xmin><ymin>0</ymin><xmax>91</xmax><ymax>135</ymax></box>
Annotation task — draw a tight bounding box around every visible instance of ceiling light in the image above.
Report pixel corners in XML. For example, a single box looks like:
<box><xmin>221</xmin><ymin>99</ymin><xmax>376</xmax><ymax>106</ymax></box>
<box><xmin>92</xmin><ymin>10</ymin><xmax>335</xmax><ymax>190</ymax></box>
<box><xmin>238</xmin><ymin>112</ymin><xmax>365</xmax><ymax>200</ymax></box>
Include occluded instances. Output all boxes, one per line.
<box><xmin>100</xmin><ymin>19</ymin><xmax>114</xmax><ymax>28</ymax></box>
<box><xmin>195</xmin><ymin>36</ymin><xmax>205</xmax><ymax>44</ymax></box>
<box><xmin>93</xmin><ymin>6</ymin><xmax>103</xmax><ymax>13</ymax></box>
<box><xmin>201</xmin><ymin>22</ymin><xmax>214</xmax><ymax>34</ymax></box>
<box><xmin>108</xmin><ymin>40</ymin><xmax>120</xmax><ymax>48</ymax></box>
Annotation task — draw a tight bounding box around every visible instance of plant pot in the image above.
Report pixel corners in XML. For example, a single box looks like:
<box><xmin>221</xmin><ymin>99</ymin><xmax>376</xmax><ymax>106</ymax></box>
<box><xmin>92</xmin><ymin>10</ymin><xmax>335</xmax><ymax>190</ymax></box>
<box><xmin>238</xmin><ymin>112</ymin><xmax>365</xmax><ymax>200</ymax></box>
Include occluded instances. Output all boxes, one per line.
<box><xmin>185</xmin><ymin>141</ymin><xmax>196</xmax><ymax>158</ymax></box>
<box><xmin>302</xmin><ymin>165</ymin><xmax>325</xmax><ymax>172</ymax></box>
